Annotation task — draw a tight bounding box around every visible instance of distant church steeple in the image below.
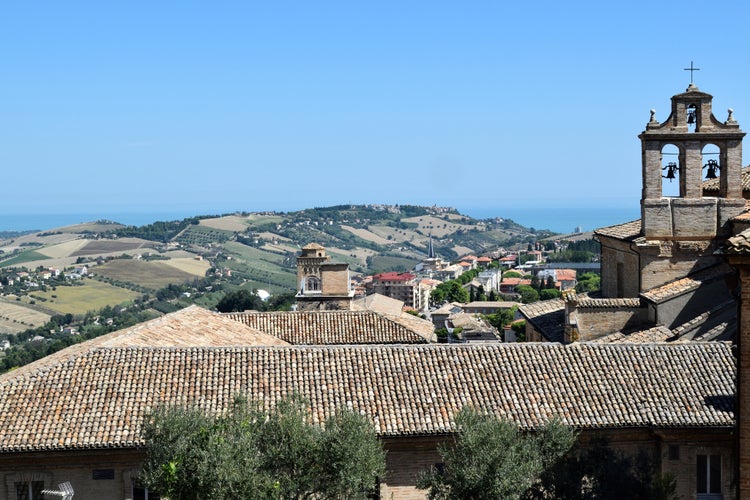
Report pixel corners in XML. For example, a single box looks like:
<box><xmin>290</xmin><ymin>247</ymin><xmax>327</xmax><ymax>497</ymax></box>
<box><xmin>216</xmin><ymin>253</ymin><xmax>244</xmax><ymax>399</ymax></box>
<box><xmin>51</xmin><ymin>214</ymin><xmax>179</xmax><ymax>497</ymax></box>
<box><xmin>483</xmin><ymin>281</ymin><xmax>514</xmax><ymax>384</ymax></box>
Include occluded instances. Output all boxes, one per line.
<box><xmin>427</xmin><ymin>233</ymin><xmax>435</xmax><ymax>259</ymax></box>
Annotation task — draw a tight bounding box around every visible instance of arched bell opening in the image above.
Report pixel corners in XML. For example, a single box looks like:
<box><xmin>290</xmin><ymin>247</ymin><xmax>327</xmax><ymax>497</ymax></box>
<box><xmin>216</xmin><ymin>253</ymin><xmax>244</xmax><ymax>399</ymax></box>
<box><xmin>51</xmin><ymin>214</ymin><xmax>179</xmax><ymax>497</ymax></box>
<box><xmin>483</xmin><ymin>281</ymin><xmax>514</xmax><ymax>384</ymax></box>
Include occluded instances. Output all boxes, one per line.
<box><xmin>701</xmin><ymin>143</ymin><xmax>721</xmax><ymax>188</ymax></box>
<box><xmin>661</xmin><ymin>144</ymin><xmax>681</xmax><ymax>197</ymax></box>
<box><xmin>687</xmin><ymin>104</ymin><xmax>697</xmax><ymax>132</ymax></box>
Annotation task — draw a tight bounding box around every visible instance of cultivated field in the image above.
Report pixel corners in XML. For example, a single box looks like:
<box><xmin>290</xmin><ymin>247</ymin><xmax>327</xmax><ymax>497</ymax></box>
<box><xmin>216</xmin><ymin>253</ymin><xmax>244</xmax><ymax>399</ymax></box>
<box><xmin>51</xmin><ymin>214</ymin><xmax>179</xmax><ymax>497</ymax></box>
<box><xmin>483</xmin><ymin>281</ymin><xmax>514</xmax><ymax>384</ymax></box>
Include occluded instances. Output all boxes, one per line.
<box><xmin>161</xmin><ymin>257</ymin><xmax>211</xmax><ymax>276</ymax></box>
<box><xmin>260</xmin><ymin>242</ymin><xmax>298</xmax><ymax>254</ymax></box>
<box><xmin>340</xmin><ymin>225</ymin><xmax>392</xmax><ymax>245</ymax></box>
<box><xmin>199</xmin><ymin>215</ymin><xmax>248</xmax><ymax>232</ymax></box>
<box><xmin>258</xmin><ymin>232</ymin><xmax>292</xmax><ymax>242</ymax></box>
<box><xmin>402</xmin><ymin>215</ymin><xmax>480</xmax><ymax>237</ymax></box>
<box><xmin>452</xmin><ymin>245</ymin><xmax>475</xmax><ymax>257</ymax></box>
<box><xmin>0</xmin><ymin>300</ymin><xmax>51</xmax><ymax>333</ymax></box>
<box><xmin>0</xmin><ymin>250</ymin><xmax>48</xmax><ymax>267</ymax></box>
<box><xmin>37</xmin><ymin>239</ymin><xmax>90</xmax><ymax>258</ymax></box>
<box><xmin>95</xmin><ymin>259</ymin><xmax>200</xmax><ymax>290</ymax></box>
<box><xmin>32</xmin><ymin>280</ymin><xmax>141</xmax><ymax>314</ymax></box>
<box><xmin>70</xmin><ymin>238</ymin><xmax>148</xmax><ymax>256</ymax></box>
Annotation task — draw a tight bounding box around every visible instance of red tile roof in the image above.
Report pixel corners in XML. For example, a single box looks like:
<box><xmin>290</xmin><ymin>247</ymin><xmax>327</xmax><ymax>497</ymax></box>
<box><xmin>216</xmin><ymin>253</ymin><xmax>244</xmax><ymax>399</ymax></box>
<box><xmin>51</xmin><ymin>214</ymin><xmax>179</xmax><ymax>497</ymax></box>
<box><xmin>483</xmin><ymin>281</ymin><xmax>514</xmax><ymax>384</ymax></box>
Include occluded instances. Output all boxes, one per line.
<box><xmin>373</xmin><ymin>272</ymin><xmax>416</xmax><ymax>282</ymax></box>
<box><xmin>0</xmin><ymin>342</ymin><xmax>734</xmax><ymax>452</ymax></box>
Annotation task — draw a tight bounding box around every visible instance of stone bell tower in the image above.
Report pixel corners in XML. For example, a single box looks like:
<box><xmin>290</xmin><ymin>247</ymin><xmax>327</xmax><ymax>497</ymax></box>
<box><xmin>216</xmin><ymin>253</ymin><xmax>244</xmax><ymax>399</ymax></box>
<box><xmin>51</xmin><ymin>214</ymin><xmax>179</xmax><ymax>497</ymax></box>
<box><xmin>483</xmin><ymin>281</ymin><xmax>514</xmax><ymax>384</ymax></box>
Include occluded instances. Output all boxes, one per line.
<box><xmin>636</xmin><ymin>83</ymin><xmax>746</xmax><ymax>289</ymax></box>
<box><xmin>295</xmin><ymin>243</ymin><xmax>354</xmax><ymax>311</ymax></box>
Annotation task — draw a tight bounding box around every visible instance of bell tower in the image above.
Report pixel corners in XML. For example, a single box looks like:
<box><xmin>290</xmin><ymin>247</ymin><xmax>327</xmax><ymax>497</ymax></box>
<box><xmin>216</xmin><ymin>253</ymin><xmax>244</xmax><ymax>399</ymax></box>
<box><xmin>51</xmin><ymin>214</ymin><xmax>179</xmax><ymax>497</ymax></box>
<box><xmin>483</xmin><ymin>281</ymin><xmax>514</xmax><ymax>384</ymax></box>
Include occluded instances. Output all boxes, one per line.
<box><xmin>640</xmin><ymin>83</ymin><xmax>745</xmax><ymax>240</ymax></box>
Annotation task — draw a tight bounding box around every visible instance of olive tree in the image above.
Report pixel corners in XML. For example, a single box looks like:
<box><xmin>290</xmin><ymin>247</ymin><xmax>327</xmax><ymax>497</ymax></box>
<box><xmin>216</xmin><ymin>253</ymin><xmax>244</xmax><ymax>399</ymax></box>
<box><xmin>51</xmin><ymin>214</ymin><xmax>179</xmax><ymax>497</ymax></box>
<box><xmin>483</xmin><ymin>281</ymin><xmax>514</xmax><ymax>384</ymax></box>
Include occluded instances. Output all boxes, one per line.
<box><xmin>141</xmin><ymin>395</ymin><xmax>385</xmax><ymax>499</ymax></box>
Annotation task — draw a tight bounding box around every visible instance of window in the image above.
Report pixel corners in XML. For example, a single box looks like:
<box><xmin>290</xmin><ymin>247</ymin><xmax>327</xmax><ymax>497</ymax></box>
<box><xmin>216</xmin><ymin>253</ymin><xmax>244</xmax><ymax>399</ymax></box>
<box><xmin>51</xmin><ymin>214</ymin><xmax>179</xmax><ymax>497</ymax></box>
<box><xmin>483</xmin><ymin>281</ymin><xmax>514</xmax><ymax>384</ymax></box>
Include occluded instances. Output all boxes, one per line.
<box><xmin>15</xmin><ymin>481</ymin><xmax>43</xmax><ymax>500</ymax></box>
<box><xmin>133</xmin><ymin>485</ymin><xmax>161</xmax><ymax>500</ymax></box>
<box><xmin>305</xmin><ymin>276</ymin><xmax>321</xmax><ymax>292</ymax></box>
<box><xmin>697</xmin><ymin>454</ymin><xmax>722</xmax><ymax>498</ymax></box>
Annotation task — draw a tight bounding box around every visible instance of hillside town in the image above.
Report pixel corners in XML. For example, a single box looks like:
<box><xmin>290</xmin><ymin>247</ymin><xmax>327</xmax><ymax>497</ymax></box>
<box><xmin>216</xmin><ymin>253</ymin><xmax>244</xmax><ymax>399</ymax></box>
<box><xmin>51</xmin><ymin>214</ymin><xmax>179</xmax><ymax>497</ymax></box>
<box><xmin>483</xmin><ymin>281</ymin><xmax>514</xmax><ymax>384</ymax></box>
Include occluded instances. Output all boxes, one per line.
<box><xmin>1</xmin><ymin>83</ymin><xmax>749</xmax><ymax>498</ymax></box>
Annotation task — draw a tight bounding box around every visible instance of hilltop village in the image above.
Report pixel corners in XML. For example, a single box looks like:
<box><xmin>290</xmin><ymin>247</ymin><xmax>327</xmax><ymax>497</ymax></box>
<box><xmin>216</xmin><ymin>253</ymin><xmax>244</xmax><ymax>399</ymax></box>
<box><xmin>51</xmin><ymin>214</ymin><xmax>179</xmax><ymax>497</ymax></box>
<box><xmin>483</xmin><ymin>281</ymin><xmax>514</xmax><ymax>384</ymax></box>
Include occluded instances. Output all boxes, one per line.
<box><xmin>1</xmin><ymin>83</ymin><xmax>750</xmax><ymax>498</ymax></box>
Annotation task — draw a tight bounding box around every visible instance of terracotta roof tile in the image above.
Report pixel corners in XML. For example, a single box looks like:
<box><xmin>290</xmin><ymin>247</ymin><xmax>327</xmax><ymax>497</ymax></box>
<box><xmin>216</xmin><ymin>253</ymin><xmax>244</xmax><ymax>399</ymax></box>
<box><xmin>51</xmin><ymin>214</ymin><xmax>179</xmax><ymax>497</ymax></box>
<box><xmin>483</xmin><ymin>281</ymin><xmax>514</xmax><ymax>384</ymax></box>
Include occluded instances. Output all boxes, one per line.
<box><xmin>590</xmin><ymin>325</ymin><xmax>674</xmax><ymax>344</ymax></box>
<box><xmin>703</xmin><ymin>165</ymin><xmax>750</xmax><ymax>193</ymax></box>
<box><xmin>518</xmin><ymin>299</ymin><xmax>565</xmax><ymax>342</ymax></box>
<box><xmin>225</xmin><ymin>310</ymin><xmax>431</xmax><ymax>344</ymax></box>
<box><xmin>0</xmin><ymin>342</ymin><xmax>734</xmax><ymax>452</ymax></box>
<box><xmin>725</xmin><ymin>228</ymin><xmax>750</xmax><ymax>255</ymax></box>
<box><xmin>641</xmin><ymin>265</ymin><xmax>733</xmax><ymax>303</ymax></box>
<box><xmin>594</xmin><ymin>220</ymin><xmax>643</xmax><ymax>241</ymax></box>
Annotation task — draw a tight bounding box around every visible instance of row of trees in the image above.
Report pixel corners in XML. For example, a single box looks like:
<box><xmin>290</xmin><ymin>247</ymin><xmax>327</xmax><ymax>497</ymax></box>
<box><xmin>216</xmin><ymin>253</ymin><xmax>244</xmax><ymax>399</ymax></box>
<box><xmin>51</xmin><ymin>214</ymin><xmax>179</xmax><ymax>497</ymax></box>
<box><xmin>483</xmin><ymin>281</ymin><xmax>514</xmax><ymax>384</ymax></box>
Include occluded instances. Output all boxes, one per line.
<box><xmin>142</xmin><ymin>401</ymin><xmax>676</xmax><ymax>499</ymax></box>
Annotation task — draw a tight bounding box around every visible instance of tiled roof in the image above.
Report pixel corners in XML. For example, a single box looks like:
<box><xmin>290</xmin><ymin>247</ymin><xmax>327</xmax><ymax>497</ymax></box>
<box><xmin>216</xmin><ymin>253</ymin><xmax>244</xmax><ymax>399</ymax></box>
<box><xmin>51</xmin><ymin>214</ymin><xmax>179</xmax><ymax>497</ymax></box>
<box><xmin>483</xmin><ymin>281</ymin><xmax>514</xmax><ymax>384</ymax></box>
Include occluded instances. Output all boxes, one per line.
<box><xmin>518</xmin><ymin>299</ymin><xmax>566</xmax><ymax>342</ymax></box>
<box><xmin>464</xmin><ymin>301</ymin><xmax>520</xmax><ymax>309</ymax></box>
<box><xmin>670</xmin><ymin>299</ymin><xmax>737</xmax><ymax>342</ymax></box>
<box><xmin>641</xmin><ymin>265</ymin><xmax>733</xmax><ymax>304</ymax></box>
<box><xmin>0</xmin><ymin>342</ymin><xmax>734</xmax><ymax>452</ymax></box>
<box><xmin>590</xmin><ymin>325</ymin><xmax>674</xmax><ymax>344</ymax></box>
<box><xmin>0</xmin><ymin>306</ymin><xmax>288</xmax><ymax>379</ymax></box>
<box><xmin>352</xmin><ymin>293</ymin><xmax>404</xmax><ymax>316</ymax></box>
<box><xmin>594</xmin><ymin>219</ymin><xmax>643</xmax><ymax>241</ymax></box>
<box><xmin>725</xmin><ymin>228</ymin><xmax>750</xmax><ymax>255</ymax></box>
<box><xmin>225</xmin><ymin>310</ymin><xmax>431</xmax><ymax>344</ymax></box>
<box><xmin>373</xmin><ymin>272</ymin><xmax>416</xmax><ymax>281</ymax></box>
<box><xmin>574</xmin><ymin>297</ymin><xmax>642</xmax><ymax>309</ymax></box>
<box><xmin>703</xmin><ymin>165</ymin><xmax>750</xmax><ymax>193</ymax></box>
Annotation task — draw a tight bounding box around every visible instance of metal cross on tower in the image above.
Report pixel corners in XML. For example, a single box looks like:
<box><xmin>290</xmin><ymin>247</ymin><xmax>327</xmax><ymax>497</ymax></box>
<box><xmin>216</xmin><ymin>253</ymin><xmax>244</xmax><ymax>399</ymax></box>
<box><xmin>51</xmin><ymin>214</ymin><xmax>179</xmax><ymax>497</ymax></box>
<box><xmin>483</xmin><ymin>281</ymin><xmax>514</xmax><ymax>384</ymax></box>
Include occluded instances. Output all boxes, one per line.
<box><xmin>684</xmin><ymin>61</ymin><xmax>700</xmax><ymax>84</ymax></box>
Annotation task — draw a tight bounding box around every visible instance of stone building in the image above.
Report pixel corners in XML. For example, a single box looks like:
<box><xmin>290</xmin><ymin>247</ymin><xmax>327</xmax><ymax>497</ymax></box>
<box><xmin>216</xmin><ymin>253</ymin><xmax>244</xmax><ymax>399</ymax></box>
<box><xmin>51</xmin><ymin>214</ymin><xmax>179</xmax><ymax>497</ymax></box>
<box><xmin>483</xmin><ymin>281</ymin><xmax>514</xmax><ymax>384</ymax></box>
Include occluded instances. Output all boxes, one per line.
<box><xmin>523</xmin><ymin>83</ymin><xmax>743</xmax><ymax>345</ymax></box>
<box><xmin>0</xmin><ymin>306</ymin><xmax>735</xmax><ymax>499</ymax></box>
<box><xmin>295</xmin><ymin>243</ymin><xmax>354</xmax><ymax>311</ymax></box>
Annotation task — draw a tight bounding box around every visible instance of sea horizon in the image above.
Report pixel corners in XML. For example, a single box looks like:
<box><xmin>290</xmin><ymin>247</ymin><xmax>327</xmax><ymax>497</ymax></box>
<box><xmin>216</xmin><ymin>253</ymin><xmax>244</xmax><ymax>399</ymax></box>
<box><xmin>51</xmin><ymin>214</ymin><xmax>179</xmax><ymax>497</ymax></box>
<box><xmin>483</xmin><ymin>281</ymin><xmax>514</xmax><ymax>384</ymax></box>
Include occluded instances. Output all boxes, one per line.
<box><xmin>0</xmin><ymin>205</ymin><xmax>641</xmax><ymax>235</ymax></box>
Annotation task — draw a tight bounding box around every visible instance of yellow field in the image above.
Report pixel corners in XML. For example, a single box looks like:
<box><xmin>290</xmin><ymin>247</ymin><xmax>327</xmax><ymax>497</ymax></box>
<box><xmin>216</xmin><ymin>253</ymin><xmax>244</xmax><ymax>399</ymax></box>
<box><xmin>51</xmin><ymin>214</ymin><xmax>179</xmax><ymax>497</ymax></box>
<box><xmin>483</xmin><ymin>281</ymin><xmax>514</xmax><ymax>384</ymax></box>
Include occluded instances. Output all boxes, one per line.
<box><xmin>340</xmin><ymin>225</ymin><xmax>392</xmax><ymax>245</ymax></box>
<box><xmin>258</xmin><ymin>231</ymin><xmax>291</xmax><ymax>242</ymax></box>
<box><xmin>0</xmin><ymin>300</ymin><xmax>51</xmax><ymax>333</ymax></box>
<box><xmin>199</xmin><ymin>215</ymin><xmax>248</xmax><ymax>232</ymax></box>
<box><xmin>327</xmin><ymin>246</ymin><xmax>376</xmax><ymax>266</ymax></box>
<box><xmin>161</xmin><ymin>257</ymin><xmax>211</xmax><ymax>276</ymax></box>
<box><xmin>368</xmin><ymin>225</ymin><xmax>422</xmax><ymax>244</ymax></box>
<box><xmin>37</xmin><ymin>239</ymin><xmax>90</xmax><ymax>258</ymax></box>
<box><xmin>33</xmin><ymin>280</ymin><xmax>140</xmax><ymax>314</ymax></box>
<box><xmin>401</xmin><ymin>215</ymin><xmax>479</xmax><ymax>237</ymax></box>
<box><xmin>452</xmin><ymin>245</ymin><xmax>475</xmax><ymax>256</ymax></box>
<box><xmin>261</xmin><ymin>242</ymin><xmax>298</xmax><ymax>254</ymax></box>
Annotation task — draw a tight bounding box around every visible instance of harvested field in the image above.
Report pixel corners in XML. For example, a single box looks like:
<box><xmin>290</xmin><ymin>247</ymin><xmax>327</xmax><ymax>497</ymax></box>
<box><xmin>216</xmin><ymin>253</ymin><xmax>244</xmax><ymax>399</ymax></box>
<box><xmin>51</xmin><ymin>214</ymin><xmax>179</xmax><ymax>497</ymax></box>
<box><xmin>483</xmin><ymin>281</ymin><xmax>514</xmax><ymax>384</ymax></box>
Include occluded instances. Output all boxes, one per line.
<box><xmin>199</xmin><ymin>215</ymin><xmax>248</xmax><ymax>232</ymax></box>
<box><xmin>70</xmin><ymin>238</ymin><xmax>147</xmax><ymax>256</ymax></box>
<box><xmin>56</xmin><ymin>222</ymin><xmax>126</xmax><ymax>233</ymax></box>
<box><xmin>161</xmin><ymin>257</ymin><xmax>211</xmax><ymax>276</ymax></box>
<box><xmin>402</xmin><ymin>215</ymin><xmax>479</xmax><ymax>237</ymax></box>
<box><xmin>37</xmin><ymin>239</ymin><xmax>90</xmax><ymax>258</ymax></box>
<box><xmin>367</xmin><ymin>225</ymin><xmax>418</xmax><ymax>244</ymax></box>
<box><xmin>0</xmin><ymin>300</ymin><xmax>51</xmax><ymax>333</ymax></box>
<box><xmin>452</xmin><ymin>245</ymin><xmax>475</xmax><ymax>256</ymax></box>
<box><xmin>261</xmin><ymin>242</ymin><xmax>298</xmax><ymax>254</ymax></box>
<box><xmin>258</xmin><ymin>232</ymin><xmax>291</xmax><ymax>242</ymax></box>
<box><xmin>163</xmin><ymin>250</ymin><xmax>197</xmax><ymax>259</ymax></box>
<box><xmin>95</xmin><ymin>259</ymin><xmax>199</xmax><ymax>289</ymax></box>
<box><xmin>340</xmin><ymin>225</ymin><xmax>391</xmax><ymax>245</ymax></box>
<box><xmin>32</xmin><ymin>280</ymin><xmax>141</xmax><ymax>314</ymax></box>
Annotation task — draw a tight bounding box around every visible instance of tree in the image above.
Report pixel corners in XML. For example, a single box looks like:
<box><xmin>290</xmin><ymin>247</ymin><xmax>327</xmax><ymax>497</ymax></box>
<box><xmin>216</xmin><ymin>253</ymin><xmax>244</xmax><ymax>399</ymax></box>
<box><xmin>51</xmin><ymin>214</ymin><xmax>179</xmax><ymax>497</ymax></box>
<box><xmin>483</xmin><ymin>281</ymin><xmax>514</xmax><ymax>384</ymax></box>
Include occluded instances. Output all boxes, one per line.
<box><xmin>516</xmin><ymin>285</ymin><xmax>539</xmax><ymax>304</ymax></box>
<box><xmin>575</xmin><ymin>273</ymin><xmax>601</xmax><ymax>293</ymax></box>
<box><xmin>141</xmin><ymin>395</ymin><xmax>386</xmax><ymax>499</ymax></box>
<box><xmin>417</xmin><ymin>407</ymin><xmax>575</xmax><ymax>499</ymax></box>
<box><xmin>215</xmin><ymin>289</ymin><xmax>262</xmax><ymax>313</ymax></box>
<box><xmin>525</xmin><ymin>438</ymin><xmax>678</xmax><ymax>500</ymax></box>
<box><xmin>540</xmin><ymin>289</ymin><xmax>562</xmax><ymax>300</ymax></box>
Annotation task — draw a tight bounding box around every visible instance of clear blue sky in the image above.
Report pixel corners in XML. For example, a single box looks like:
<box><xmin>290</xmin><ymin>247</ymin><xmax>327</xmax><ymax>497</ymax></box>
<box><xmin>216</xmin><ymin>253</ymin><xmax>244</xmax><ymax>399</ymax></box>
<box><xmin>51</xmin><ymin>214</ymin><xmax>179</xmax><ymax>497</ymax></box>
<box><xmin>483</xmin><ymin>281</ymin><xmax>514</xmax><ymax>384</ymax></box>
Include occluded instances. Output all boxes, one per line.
<box><xmin>2</xmin><ymin>1</ymin><xmax>749</xmax><ymax>221</ymax></box>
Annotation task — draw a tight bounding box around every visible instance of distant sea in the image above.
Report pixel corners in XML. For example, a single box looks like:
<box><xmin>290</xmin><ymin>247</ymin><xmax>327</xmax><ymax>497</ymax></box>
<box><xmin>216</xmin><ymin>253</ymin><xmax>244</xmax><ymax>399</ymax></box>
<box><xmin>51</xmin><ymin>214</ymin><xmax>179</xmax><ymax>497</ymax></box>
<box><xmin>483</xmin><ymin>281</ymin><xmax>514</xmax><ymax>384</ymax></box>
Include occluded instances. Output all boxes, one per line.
<box><xmin>463</xmin><ymin>207</ymin><xmax>640</xmax><ymax>234</ymax></box>
<box><xmin>0</xmin><ymin>206</ymin><xmax>641</xmax><ymax>235</ymax></box>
